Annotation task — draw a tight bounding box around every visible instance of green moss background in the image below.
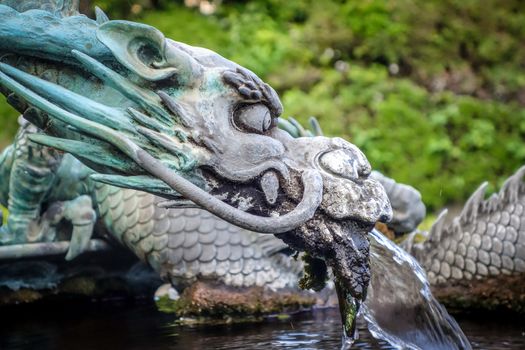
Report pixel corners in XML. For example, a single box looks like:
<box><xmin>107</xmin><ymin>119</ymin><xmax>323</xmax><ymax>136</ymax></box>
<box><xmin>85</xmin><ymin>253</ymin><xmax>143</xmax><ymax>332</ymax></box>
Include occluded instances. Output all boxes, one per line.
<box><xmin>2</xmin><ymin>0</ymin><xmax>525</xmax><ymax>211</ymax></box>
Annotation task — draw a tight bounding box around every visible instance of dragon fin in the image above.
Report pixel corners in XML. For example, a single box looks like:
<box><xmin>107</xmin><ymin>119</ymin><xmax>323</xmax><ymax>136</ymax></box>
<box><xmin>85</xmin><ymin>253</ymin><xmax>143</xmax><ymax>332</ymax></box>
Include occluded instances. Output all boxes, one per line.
<box><xmin>427</xmin><ymin>209</ymin><xmax>448</xmax><ymax>243</ymax></box>
<box><xmin>458</xmin><ymin>181</ymin><xmax>488</xmax><ymax>225</ymax></box>
<box><xmin>95</xmin><ymin>6</ymin><xmax>109</xmax><ymax>24</ymax></box>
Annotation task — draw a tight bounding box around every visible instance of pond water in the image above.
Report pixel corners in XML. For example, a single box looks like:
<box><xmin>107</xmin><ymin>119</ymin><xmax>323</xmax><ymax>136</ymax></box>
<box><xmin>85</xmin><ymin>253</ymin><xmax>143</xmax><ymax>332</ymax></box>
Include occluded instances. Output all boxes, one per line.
<box><xmin>1</xmin><ymin>301</ymin><xmax>523</xmax><ymax>350</ymax></box>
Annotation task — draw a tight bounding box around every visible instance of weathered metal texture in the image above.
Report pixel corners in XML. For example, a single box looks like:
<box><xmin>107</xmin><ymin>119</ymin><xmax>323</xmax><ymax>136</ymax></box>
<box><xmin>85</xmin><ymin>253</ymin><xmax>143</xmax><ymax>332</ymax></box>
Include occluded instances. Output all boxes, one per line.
<box><xmin>404</xmin><ymin>166</ymin><xmax>525</xmax><ymax>285</ymax></box>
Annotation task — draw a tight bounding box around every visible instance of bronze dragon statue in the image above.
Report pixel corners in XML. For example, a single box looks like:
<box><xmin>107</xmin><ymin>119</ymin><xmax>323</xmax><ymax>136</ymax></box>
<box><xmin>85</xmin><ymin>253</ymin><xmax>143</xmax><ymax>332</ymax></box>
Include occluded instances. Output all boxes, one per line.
<box><xmin>0</xmin><ymin>0</ymin><xmax>395</xmax><ymax>339</ymax></box>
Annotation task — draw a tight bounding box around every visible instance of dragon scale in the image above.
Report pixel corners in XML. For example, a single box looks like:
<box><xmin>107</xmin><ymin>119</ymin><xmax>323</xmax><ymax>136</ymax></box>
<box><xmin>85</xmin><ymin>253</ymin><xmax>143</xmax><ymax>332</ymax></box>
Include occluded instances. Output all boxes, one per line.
<box><xmin>95</xmin><ymin>183</ymin><xmax>303</xmax><ymax>291</ymax></box>
<box><xmin>404</xmin><ymin>166</ymin><xmax>525</xmax><ymax>285</ymax></box>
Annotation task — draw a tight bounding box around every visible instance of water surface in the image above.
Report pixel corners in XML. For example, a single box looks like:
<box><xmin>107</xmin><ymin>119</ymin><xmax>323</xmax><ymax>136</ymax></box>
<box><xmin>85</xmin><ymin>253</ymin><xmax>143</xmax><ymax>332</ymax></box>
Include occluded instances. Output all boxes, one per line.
<box><xmin>1</xmin><ymin>302</ymin><xmax>523</xmax><ymax>350</ymax></box>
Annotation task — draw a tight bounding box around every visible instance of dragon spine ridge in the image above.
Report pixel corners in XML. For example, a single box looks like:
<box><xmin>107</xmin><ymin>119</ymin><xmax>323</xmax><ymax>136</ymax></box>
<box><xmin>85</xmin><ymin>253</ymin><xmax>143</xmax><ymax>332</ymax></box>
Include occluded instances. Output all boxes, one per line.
<box><xmin>407</xmin><ymin>166</ymin><xmax>525</xmax><ymax>284</ymax></box>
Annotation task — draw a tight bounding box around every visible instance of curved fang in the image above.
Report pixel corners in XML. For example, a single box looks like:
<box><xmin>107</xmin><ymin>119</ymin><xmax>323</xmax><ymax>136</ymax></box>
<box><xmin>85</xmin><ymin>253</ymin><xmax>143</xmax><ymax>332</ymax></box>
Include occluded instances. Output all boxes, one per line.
<box><xmin>135</xmin><ymin>148</ymin><xmax>323</xmax><ymax>233</ymax></box>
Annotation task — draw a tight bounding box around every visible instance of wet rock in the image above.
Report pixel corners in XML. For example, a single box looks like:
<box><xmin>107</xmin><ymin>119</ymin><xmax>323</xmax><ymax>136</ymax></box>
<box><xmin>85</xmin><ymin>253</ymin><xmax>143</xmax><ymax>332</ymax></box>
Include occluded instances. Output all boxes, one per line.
<box><xmin>0</xmin><ymin>249</ymin><xmax>163</xmax><ymax>306</ymax></box>
<box><xmin>155</xmin><ymin>280</ymin><xmax>318</xmax><ymax>322</ymax></box>
<box><xmin>432</xmin><ymin>274</ymin><xmax>525</xmax><ymax>314</ymax></box>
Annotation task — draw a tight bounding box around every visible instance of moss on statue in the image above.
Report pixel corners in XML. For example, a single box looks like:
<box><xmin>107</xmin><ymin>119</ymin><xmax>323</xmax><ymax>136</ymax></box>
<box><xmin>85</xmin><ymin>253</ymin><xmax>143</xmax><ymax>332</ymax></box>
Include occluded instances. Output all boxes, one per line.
<box><xmin>298</xmin><ymin>253</ymin><xmax>328</xmax><ymax>292</ymax></box>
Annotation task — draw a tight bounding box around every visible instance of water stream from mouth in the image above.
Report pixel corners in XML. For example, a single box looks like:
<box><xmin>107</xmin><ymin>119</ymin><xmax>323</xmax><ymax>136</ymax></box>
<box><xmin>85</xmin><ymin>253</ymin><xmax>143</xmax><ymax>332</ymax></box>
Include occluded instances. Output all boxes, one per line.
<box><xmin>345</xmin><ymin>229</ymin><xmax>472</xmax><ymax>350</ymax></box>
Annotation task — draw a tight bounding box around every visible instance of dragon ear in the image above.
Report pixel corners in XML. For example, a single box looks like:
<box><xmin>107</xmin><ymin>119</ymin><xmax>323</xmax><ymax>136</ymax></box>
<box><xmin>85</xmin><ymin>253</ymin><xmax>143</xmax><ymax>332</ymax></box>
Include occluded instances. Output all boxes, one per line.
<box><xmin>97</xmin><ymin>20</ymin><xmax>202</xmax><ymax>83</ymax></box>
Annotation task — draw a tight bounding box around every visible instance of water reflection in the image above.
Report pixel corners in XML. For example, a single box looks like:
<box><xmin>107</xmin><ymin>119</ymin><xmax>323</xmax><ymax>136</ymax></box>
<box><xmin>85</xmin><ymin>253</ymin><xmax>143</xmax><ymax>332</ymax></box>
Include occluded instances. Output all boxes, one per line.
<box><xmin>0</xmin><ymin>302</ymin><xmax>523</xmax><ymax>350</ymax></box>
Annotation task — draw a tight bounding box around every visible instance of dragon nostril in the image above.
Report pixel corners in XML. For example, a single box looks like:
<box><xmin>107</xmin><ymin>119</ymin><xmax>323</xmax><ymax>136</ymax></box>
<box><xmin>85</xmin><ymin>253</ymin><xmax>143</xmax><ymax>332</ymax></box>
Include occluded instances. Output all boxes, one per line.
<box><xmin>319</xmin><ymin>149</ymin><xmax>360</xmax><ymax>181</ymax></box>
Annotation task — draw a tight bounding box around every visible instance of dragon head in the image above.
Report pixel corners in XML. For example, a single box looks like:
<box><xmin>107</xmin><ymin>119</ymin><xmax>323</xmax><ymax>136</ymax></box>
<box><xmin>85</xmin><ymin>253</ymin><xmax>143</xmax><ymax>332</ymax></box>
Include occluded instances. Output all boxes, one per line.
<box><xmin>0</xmin><ymin>16</ymin><xmax>391</xmax><ymax>306</ymax></box>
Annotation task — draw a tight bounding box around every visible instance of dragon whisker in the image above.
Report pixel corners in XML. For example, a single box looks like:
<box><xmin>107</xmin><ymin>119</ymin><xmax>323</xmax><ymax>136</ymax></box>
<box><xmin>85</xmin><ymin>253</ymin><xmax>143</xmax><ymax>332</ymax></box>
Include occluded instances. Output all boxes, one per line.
<box><xmin>90</xmin><ymin>174</ymin><xmax>183</xmax><ymax>198</ymax></box>
<box><xmin>0</xmin><ymin>68</ymin><xmax>141</xmax><ymax>159</ymax></box>
<box><xmin>71</xmin><ymin>49</ymin><xmax>173</xmax><ymax>126</ymax></box>
<box><xmin>156</xmin><ymin>199</ymin><xmax>199</xmax><ymax>209</ymax></box>
<box><xmin>127</xmin><ymin>107</ymin><xmax>172</xmax><ymax>135</ymax></box>
<box><xmin>157</xmin><ymin>90</ymin><xmax>194</xmax><ymax>127</ymax></box>
<box><xmin>28</xmin><ymin>134</ymin><xmax>143</xmax><ymax>174</ymax></box>
<box><xmin>136</xmin><ymin>126</ymin><xmax>196</xmax><ymax>171</ymax></box>
<box><xmin>0</xmin><ymin>62</ymin><xmax>132</xmax><ymax>132</ymax></box>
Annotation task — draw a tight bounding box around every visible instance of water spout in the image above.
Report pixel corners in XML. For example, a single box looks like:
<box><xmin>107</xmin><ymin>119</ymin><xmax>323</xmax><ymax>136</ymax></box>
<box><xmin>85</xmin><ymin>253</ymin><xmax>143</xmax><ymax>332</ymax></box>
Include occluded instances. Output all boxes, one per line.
<box><xmin>361</xmin><ymin>229</ymin><xmax>472</xmax><ymax>349</ymax></box>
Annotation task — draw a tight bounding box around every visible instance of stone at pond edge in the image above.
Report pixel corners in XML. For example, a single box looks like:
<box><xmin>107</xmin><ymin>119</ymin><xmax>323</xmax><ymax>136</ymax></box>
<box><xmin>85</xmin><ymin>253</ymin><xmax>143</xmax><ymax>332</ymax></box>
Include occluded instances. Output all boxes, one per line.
<box><xmin>155</xmin><ymin>281</ymin><xmax>318</xmax><ymax>323</ymax></box>
<box><xmin>432</xmin><ymin>273</ymin><xmax>525</xmax><ymax>314</ymax></box>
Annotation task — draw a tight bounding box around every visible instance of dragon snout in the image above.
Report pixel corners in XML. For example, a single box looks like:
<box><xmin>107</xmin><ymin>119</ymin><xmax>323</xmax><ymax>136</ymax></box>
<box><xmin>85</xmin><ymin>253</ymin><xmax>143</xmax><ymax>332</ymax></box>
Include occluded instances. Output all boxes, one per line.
<box><xmin>319</xmin><ymin>148</ymin><xmax>371</xmax><ymax>182</ymax></box>
<box><xmin>305</xmin><ymin>139</ymin><xmax>392</xmax><ymax>224</ymax></box>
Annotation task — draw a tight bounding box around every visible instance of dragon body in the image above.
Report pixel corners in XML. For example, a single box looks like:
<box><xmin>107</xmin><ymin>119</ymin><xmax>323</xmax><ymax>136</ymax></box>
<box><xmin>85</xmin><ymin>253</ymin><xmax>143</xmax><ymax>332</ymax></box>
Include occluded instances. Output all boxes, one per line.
<box><xmin>404</xmin><ymin>166</ymin><xmax>525</xmax><ymax>287</ymax></box>
<box><xmin>0</xmin><ymin>2</ymin><xmax>497</xmax><ymax>347</ymax></box>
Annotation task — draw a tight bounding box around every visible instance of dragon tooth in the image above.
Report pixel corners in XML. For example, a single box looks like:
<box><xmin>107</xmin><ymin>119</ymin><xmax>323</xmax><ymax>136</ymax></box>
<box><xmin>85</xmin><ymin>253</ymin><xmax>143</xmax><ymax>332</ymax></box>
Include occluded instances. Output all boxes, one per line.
<box><xmin>260</xmin><ymin>171</ymin><xmax>279</xmax><ymax>205</ymax></box>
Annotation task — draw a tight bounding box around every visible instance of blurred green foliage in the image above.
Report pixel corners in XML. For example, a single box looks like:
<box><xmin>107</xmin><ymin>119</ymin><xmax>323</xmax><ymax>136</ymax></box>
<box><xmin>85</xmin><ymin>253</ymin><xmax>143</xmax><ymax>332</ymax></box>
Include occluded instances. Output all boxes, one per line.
<box><xmin>2</xmin><ymin>0</ymin><xmax>525</xmax><ymax>210</ymax></box>
<box><xmin>1</xmin><ymin>205</ymin><xmax>7</xmax><ymax>225</ymax></box>
<box><xmin>0</xmin><ymin>103</ymin><xmax>19</xmax><ymax>149</ymax></box>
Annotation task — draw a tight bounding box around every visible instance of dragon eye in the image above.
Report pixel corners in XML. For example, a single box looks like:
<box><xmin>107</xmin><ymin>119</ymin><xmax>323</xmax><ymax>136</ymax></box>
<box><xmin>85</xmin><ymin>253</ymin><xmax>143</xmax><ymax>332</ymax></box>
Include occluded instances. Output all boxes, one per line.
<box><xmin>234</xmin><ymin>104</ymin><xmax>272</xmax><ymax>133</ymax></box>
